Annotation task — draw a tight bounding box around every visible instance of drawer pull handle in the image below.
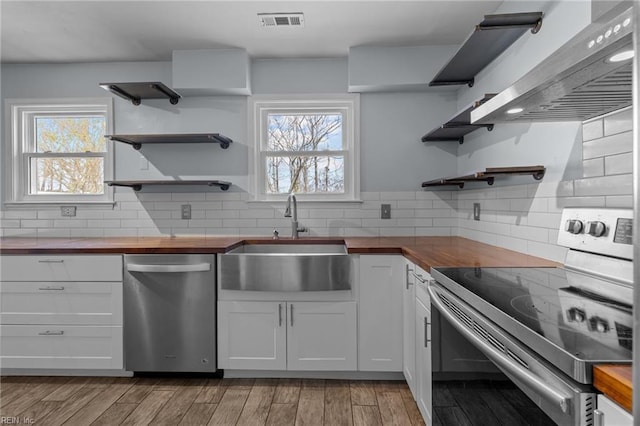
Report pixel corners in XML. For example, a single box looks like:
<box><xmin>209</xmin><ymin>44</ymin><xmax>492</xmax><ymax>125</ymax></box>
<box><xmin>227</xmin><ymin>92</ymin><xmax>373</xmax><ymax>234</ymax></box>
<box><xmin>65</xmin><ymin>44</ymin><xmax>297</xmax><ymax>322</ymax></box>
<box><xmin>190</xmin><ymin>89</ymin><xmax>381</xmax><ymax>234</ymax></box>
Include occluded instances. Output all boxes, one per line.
<box><xmin>38</xmin><ymin>286</ymin><xmax>65</xmax><ymax>291</ymax></box>
<box><xmin>126</xmin><ymin>263</ymin><xmax>211</xmax><ymax>273</ymax></box>
<box><xmin>412</xmin><ymin>272</ymin><xmax>428</xmax><ymax>283</ymax></box>
<box><xmin>38</xmin><ymin>330</ymin><xmax>64</xmax><ymax>336</ymax></box>
<box><xmin>38</xmin><ymin>259</ymin><xmax>64</xmax><ymax>263</ymax></box>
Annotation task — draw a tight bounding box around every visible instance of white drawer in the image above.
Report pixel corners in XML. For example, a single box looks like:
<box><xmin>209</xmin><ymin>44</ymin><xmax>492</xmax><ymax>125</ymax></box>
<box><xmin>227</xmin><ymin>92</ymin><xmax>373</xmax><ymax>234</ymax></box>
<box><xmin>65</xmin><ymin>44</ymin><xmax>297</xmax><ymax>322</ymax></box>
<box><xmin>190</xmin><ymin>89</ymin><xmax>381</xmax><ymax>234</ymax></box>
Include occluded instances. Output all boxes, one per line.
<box><xmin>0</xmin><ymin>325</ymin><xmax>123</xmax><ymax>370</ymax></box>
<box><xmin>0</xmin><ymin>282</ymin><xmax>122</xmax><ymax>325</ymax></box>
<box><xmin>0</xmin><ymin>255</ymin><xmax>122</xmax><ymax>282</ymax></box>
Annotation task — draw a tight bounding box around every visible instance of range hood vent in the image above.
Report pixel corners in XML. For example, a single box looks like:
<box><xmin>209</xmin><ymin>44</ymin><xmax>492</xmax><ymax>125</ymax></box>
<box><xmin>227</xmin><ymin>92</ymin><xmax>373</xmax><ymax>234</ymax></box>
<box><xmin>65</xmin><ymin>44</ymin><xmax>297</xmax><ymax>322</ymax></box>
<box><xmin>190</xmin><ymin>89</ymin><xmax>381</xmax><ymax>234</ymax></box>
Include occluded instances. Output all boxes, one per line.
<box><xmin>471</xmin><ymin>7</ymin><xmax>634</xmax><ymax>124</ymax></box>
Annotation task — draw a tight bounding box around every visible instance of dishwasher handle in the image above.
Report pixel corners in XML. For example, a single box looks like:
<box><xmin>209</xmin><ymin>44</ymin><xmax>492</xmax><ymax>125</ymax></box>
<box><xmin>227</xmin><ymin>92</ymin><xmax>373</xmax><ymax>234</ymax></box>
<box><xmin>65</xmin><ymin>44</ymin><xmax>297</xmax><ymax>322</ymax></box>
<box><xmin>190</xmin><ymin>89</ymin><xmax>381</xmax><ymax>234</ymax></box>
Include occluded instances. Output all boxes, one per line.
<box><xmin>126</xmin><ymin>263</ymin><xmax>211</xmax><ymax>273</ymax></box>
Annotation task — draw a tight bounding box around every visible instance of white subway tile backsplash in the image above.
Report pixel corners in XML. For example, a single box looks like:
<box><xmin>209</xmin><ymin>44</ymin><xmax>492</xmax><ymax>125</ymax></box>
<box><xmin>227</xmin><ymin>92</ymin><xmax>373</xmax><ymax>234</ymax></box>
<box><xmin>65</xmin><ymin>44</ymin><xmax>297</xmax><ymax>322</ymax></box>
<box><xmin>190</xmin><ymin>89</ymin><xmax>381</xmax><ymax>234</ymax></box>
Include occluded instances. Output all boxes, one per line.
<box><xmin>574</xmin><ymin>174</ymin><xmax>633</xmax><ymax>196</ymax></box>
<box><xmin>604</xmin><ymin>152</ymin><xmax>632</xmax><ymax>176</ymax></box>
<box><xmin>603</xmin><ymin>107</ymin><xmax>633</xmax><ymax>136</ymax></box>
<box><xmin>583</xmin><ymin>131</ymin><xmax>632</xmax><ymax>159</ymax></box>
<box><xmin>605</xmin><ymin>195</ymin><xmax>633</xmax><ymax>208</ymax></box>
<box><xmin>4</xmin><ymin>210</ymin><xmax>37</xmax><ymax>219</ymax></box>
<box><xmin>172</xmin><ymin>193</ymin><xmax>206</xmax><ymax>201</ymax></box>
<box><xmin>582</xmin><ymin>158</ymin><xmax>604</xmax><ymax>178</ymax></box>
<box><xmin>21</xmin><ymin>220</ymin><xmax>54</xmax><ymax>228</ymax></box>
<box><xmin>53</xmin><ymin>220</ymin><xmax>87</xmax><ymax>228</ymax></box>
<box><xmin>582</xmin><ymin>119</ymin><xmax>603</xmax><ymax>141</ymax></box>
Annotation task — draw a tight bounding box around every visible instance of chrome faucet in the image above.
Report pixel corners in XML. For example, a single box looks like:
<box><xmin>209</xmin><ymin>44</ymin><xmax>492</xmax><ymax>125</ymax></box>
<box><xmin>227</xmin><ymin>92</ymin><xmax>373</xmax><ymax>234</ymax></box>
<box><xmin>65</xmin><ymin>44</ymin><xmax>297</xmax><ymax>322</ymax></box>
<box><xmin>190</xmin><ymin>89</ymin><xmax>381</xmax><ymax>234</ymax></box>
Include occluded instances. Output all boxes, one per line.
<box><xmin>284</xmin><ymin>194</ymin><xmax>307</xmax><ymax>239</ymax></box>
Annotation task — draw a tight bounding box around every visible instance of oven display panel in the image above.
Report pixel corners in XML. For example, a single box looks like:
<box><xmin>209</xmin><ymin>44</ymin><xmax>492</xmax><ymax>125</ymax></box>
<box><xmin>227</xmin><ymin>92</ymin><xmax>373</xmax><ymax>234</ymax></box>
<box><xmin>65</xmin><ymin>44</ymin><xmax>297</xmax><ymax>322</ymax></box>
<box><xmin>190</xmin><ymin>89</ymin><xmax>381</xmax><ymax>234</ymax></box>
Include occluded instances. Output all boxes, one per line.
<box><xmin>614</xmin><ymin>218</ymin><xmax>632</xmax><ymax>245</ymax></box>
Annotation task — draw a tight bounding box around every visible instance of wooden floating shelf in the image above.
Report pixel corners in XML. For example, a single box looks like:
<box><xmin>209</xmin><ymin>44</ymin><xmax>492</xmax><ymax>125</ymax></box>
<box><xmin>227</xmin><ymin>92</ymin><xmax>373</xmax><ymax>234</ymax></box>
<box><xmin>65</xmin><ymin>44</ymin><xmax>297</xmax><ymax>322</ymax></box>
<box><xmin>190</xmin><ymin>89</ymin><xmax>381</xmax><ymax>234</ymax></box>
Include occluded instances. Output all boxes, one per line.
<box><xmin>106</xmin><ymin>133</ymin><xmax>233</xmax><ymax>150</ymax></box>
<box><xmin>422</xmin><ymin>94</ymin><xmax>495</xmax><ymax>144</ymax></box>
<box><xmin>105</xmin><ymin>180</ymin><xmax>231</xmax><ymax>192</ymax></box>
<box><xmin>422</xmin><ymin>166</ymin><xmax>546</xmax><ymax>189</ymax></box>
<box><xmin>429</xmin><ymin>12</ymin><xmax>543</xmax><ymax>88</ymax></box>
<box><xmin>99</xmin><ymin>81</ymin><xmax>181</xmax><ymax>106</ymax></box>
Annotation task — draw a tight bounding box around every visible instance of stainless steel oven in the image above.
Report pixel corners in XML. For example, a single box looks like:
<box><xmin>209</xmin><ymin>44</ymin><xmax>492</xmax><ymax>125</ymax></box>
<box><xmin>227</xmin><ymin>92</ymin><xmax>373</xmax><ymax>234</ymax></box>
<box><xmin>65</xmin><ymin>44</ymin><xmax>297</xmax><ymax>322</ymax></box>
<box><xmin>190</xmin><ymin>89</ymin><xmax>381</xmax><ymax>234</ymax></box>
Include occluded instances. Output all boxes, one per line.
<box><xmin>430</xmin><ymin>208</ymin><xmax>633</xmax><ymax>426</ymax></box>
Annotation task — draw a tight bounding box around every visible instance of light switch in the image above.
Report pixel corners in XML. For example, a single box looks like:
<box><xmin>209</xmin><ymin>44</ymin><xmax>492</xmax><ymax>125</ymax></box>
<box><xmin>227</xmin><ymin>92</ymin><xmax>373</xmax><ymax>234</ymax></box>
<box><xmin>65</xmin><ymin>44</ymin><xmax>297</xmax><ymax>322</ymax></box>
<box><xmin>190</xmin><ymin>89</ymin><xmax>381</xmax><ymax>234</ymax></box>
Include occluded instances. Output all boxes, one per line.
<box><xmin>381</xmin><ymin>204</ymin><xmax>391</xmax><ymax>219</ymax></box>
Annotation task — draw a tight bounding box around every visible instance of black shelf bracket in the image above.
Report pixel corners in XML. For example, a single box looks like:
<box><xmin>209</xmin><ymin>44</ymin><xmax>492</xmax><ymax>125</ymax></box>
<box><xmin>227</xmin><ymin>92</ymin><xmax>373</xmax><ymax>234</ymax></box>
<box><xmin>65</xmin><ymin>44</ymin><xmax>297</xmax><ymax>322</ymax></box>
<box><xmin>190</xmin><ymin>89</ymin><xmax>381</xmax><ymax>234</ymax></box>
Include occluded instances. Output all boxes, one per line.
<box><xmin>429</xmin><ymin>11</ymin><xmax>544</xmax><ymax>87</ymax></box>
<box><xmin>421</xmin><ymin>166</ymin><xmax>546</xmax><ymax>189</ymax></box>
<box><xmin>421</xmin><ymin>95</ymin><xmax>495</xmax><ymax>144</ymax></box>
<box><xmin>106</xmin><ymin>133</ymin><xmax>233</xmax><ymax>150</ymax></box>
<box><xmin>100</xmin><ymin>82</ymin><xmax>181</xmax><ymax>106</ymax></box>
<box><xmin>106</xmin><ymin>180</ymin><xmax>232</xmax><ymax>192</ymax></box>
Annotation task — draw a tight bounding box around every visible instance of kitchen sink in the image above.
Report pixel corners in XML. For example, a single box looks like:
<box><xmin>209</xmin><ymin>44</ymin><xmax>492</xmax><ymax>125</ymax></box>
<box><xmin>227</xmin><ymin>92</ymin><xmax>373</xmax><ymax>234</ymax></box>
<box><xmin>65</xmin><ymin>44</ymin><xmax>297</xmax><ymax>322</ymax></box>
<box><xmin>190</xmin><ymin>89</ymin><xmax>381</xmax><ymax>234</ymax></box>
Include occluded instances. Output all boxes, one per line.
<box><xmin>219</xmin><ymin>243</ymin><xmax>351</xmax><ymax>291</ymax></box>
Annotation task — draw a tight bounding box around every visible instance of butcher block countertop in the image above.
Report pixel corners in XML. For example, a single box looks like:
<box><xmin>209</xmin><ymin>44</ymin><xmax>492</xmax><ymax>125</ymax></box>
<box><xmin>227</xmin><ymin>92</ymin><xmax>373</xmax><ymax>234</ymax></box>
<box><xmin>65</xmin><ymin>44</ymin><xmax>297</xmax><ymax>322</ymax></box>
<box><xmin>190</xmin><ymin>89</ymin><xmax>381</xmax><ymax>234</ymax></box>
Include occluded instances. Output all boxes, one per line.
<box><xmin>0</xmin><ymin>235</ymin><xmax>630</xmax><ymax>411</ymax></box>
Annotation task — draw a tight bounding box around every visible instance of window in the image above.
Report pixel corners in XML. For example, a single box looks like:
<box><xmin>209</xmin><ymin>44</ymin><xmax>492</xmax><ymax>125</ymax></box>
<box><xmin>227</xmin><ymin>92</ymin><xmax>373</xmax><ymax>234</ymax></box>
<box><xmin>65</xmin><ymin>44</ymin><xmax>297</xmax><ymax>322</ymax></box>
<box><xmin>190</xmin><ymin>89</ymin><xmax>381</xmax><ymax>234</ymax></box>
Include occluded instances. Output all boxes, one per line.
<box><xmin>5</xmin><ymin>98</ymin><xmax>114</xmax><ymax>205</ymax></box>
<box><xmin>250</xmin><ymin>95</ymin><xmax>359</xmax><ymax>201</ymax></box>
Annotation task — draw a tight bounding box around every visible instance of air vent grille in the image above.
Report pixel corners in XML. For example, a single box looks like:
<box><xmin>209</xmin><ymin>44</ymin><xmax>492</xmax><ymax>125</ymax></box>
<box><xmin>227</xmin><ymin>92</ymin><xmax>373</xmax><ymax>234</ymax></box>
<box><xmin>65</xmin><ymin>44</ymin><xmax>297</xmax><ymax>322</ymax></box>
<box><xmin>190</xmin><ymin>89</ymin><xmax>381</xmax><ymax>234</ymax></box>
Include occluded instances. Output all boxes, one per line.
<box><xmin>258</xmin><ymin>13</ymin><xmax>305</xmax><ymax>28</ymax></box>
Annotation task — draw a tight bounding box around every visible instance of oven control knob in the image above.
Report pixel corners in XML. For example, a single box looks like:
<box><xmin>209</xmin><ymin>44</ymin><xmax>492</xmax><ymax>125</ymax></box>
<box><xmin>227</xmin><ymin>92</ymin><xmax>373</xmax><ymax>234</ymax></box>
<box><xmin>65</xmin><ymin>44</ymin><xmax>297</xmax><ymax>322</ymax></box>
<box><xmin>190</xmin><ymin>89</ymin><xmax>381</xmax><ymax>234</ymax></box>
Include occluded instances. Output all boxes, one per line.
<box><xmin>586</xmin><ymin>221</ymin><xmax>606</xmax><ymax>237</ymax></box>
<box><xmin>589</xmin><ymin>316</ymin><xmax>610</xmax><ymax>333</ymax></box>
<box><xmin>567</xmin><ymin>308</ymin><xmax>586</xmax><ymax>323</ymax></box>
<box><xmin>565</xmin><ymin>219</ymin><xmax>584</xmax><ymax>234</ymax></box>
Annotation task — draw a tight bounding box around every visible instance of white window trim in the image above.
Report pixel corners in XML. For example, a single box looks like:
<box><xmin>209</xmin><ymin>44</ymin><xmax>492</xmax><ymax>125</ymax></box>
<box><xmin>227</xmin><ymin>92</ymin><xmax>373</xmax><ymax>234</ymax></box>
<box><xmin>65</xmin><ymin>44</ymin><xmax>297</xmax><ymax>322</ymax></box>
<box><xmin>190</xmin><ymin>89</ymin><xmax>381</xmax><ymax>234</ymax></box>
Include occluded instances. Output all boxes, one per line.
<box><xmin>248</xmin><ymin>94</ymin><xmax>360</xmax><ymax>202</ymax></box>
<box><xmin>4</xmin><ymin>97</ymin><xmax>115</xmax><ymax>206</ymax></box>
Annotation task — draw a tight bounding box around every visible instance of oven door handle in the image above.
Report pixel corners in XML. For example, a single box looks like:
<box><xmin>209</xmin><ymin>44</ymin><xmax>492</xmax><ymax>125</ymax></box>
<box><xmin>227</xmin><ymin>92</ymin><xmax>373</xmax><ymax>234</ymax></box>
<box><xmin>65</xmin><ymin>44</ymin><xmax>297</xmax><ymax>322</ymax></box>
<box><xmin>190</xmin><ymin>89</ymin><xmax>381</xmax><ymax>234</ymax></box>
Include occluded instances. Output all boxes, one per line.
<box><xmin>427</xmin><ymin>283</ymin><xmax>571</xmax><ymax>414</ymax></box>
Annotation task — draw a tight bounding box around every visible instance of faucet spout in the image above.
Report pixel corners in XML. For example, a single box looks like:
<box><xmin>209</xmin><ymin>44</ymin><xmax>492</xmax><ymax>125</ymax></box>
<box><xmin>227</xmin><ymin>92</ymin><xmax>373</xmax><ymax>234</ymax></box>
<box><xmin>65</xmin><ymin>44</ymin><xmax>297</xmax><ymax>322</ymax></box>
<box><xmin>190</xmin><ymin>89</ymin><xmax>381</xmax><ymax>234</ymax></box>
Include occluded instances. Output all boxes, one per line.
<box><xmin>284</xmin><ymin>194</ymin><xmax>306</xmax><ymax>239</ymax></box>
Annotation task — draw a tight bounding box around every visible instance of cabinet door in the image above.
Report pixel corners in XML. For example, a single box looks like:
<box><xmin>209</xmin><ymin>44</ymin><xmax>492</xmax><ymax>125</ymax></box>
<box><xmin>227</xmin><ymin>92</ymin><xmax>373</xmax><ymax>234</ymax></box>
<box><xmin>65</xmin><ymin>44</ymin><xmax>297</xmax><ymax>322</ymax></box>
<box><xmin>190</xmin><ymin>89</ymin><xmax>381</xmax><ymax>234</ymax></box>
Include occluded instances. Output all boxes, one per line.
<box><xmin>287</xmin><ymin>301</ymin><xmax>357</xmax><ymax>371</ymax></box>
<box><xmin>415</xmin><ymin>297</ymin><xmax>432</xmax><ymax>425</ymax></box>
<box><xmin>403</xmin><ymin>258</ymin><xmax>417</xmax><ymax>397</ymax></box>
<box><xmin>596</xmin><ymin>394</ymin><xmax>633</xmax><ymax>426</ymax></box>
<box><xmin>218</xmin><ymin>301</ymin><xmax>286</xmax><ymax>370</ymax></box>
<box><xmin>358</xmin><ymin>255</ymin><xmax>403</xmax><ymax>371</ymax></box>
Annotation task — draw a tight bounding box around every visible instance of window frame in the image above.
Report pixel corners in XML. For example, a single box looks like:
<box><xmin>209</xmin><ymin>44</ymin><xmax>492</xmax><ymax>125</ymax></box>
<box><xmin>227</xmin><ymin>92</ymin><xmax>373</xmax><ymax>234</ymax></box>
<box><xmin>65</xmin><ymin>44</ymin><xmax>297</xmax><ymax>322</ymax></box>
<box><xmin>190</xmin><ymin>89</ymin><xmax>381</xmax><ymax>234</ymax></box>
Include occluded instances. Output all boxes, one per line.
<box><xmin>249</xmin><ymin>94</ymin><xmax>360</xmax><ymax>202</ymax></box>
<box><xmin>4</xmin><ymin>98</ymin><xmax>114</xmax><ymax>206</ymax></box>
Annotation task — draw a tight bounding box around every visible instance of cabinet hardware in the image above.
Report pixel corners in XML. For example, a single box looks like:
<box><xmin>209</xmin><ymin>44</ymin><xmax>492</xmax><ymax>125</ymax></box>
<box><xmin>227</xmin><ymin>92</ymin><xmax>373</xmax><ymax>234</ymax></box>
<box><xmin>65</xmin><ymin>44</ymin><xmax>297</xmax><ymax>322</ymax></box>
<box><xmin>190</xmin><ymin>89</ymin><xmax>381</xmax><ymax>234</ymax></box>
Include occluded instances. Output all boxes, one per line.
<box><xmin>412</xmin><ymin>272</ymin><xmax>427</xmax><ymax>283</ymax></box>
<box><xmin>290</xmin><ymin>304</ymin><xmax>294</xmax><ymax>327</ymax></box>
<box><xmin>405</xmin><ymin>264</ymin><xmax>414</xmax><ymax>289</ymax></box>
<box><xmin>424</xmin><ymin>317</ymin><xmax>429</xmax><ymax>348</ymax></box>
<box><xmin>38</xmin><ymin>330</ymin><xmax>64</xmax><ymax>336</ymax></box>
<box><xmin>38</xmin><ymin>259</ymin><xmax>64</xmax><ymax>263</ymax></box>
<box><xmin>38</xmin><ymin>286</ymin><xmax>65</xmax><ymax>291</ymax></box>
<box><xmin>593</xmin><ymin>409</ymin><xmax>604</xmax><ymax>426</ymax></box>
<box><xmin>279</xmin><ymin>304</ymin><xmax>283</xmax><ymax>327</ymax></box>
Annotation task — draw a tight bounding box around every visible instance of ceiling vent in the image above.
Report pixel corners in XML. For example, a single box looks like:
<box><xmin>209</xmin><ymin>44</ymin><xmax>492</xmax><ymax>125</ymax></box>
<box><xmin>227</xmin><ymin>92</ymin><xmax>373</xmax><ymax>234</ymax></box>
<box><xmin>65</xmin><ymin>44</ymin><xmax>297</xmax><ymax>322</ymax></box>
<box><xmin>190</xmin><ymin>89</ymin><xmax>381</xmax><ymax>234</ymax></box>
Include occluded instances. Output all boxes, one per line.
<box><xmin>258</xmin><ymin>13</ymin><xmax>305</xmax><ymax>28</ymax></box>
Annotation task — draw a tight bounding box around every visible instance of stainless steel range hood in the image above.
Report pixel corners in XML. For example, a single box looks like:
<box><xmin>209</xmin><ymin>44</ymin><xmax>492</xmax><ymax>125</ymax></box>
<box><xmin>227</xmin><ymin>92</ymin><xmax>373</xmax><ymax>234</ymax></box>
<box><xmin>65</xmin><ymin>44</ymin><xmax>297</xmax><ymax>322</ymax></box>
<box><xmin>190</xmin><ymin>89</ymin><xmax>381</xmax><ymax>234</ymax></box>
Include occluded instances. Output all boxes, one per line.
<box><xmin>471</xmin><ymin>6</ymin><xmax>634</xmax><ymax>124</ymax></box>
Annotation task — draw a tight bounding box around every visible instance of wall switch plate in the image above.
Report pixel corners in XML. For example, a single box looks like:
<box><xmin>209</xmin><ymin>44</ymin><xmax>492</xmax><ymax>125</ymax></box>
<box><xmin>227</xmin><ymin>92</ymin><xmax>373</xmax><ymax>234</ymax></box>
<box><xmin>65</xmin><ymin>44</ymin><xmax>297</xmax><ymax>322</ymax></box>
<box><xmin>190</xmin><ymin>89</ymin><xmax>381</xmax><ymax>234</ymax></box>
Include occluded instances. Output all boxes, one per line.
<box><xmin>181</xmin><ymin>204</ymin><xmax>191</xmax><ymax>220</ymax></box>
<box><xmin>61</xmin><ymin>206</ymin><xmax>76</xmax><ymax>217</ymax></box>
<box><xmin>473</xmin><ymin>203</ymin><xmax>481</xmax><ymax>221</ymax></box>
<box><xmin>381</xmin><ymin>204</ymin><xmax>391</xmax><ymax>219</ymax></box>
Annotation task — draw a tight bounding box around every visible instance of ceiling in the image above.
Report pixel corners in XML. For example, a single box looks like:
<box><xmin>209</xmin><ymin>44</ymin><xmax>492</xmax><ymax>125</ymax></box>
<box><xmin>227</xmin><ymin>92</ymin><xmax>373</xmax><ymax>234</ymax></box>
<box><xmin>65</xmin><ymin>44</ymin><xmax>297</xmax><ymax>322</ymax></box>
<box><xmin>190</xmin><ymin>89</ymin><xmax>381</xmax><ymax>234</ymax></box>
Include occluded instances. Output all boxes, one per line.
<box><xmin>1</xmin><ymin>0</ymin><xmax>506</xmax><ymax>63</ymax></box>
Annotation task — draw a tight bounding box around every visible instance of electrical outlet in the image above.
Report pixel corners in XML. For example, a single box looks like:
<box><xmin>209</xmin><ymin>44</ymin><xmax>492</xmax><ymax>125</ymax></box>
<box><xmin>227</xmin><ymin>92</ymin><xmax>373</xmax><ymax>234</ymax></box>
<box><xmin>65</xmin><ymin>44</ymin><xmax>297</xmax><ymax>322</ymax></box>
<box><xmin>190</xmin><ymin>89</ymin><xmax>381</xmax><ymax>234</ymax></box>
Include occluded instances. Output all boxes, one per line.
<box><xmin>181</xmin><ymin>204</ymin><xmax>191</xmax><ymax>220</ymax></box>
<box><xmin>473</xmin><ymin>203</ymin><xmax>481</xmax><ymax>221</ymax></box>
<box><xmin>381</xmin><ymin>204</ymin><xmax>391</xmax><ymax>219</ymax></box>
<box><xmin>61</xmin><ymin>206</ymin><xmax>76</xmax><ymax>217</ymax></box>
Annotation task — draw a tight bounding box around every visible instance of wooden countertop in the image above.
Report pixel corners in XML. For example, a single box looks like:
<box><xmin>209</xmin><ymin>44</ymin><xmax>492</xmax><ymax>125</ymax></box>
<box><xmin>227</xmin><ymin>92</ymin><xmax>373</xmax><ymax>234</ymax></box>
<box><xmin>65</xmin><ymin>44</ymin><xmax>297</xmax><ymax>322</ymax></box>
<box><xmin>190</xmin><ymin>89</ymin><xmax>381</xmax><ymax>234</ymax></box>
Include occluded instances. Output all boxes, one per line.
<box><xmin>0</xmin><ymin>236</ymin><xmax>561</xmax><ymax>269</ymax></box>
<box><xmin>594</xmin><ymin>364</ymin><xmax>633</xmax><ymax>413</ymax></box>
<box><xmin>0</xmin><ymin>235</ymin><xmax>630</xmax><ymax>410</ymax></box>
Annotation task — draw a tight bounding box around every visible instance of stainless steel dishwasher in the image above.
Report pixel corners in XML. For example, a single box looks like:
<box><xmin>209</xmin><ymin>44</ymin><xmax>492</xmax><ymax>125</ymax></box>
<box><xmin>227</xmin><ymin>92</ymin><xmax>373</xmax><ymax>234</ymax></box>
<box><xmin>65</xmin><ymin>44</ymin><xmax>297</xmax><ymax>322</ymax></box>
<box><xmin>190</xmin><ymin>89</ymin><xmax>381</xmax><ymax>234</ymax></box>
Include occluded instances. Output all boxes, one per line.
<box><xmin>123</xmin><ymin>254</ymin><xmax>216</xmax><ymax>373</ymax></box>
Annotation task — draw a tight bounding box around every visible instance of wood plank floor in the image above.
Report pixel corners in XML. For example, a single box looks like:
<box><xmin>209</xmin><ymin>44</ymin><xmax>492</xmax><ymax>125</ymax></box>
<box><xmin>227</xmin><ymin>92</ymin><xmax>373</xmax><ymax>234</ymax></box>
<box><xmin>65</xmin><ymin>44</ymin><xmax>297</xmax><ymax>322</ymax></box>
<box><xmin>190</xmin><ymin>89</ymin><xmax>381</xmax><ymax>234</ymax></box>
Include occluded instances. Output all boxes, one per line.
<box><xmin>0</xmin><ymin>377</ymin><xmax>555</xmax><ymax>425</ymax></box>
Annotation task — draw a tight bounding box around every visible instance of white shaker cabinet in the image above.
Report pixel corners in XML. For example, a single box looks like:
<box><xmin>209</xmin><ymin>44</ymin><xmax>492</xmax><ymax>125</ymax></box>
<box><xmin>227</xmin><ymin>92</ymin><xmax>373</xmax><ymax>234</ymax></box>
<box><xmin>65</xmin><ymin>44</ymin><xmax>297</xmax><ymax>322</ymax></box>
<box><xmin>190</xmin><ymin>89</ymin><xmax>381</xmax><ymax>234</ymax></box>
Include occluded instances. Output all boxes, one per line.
<box><xmin>358</xmin><ymin>255</ymin><xmax>403</xmax><ymax>372</ymax></box>
<box><xmin>218</xmin><ymin>300</ymin><xmax>356</xmax><ymax>371</ymax></box>
<box><xmin>217</xmin><ymin>301</ymin><xmax>286</xmax><ymax>370</ymax></box>
<box><xmin>0</xmin><ymin>255</ymin><xmax>123</xmax><ymax>371</ymax></box>
<box><xmin>595</xmin><ymin>394</ymin><xmax>633</xmax><ymax>426</ymax></box>
<box><xmin>415</xmin><ymin>271</ymin><xmax>433</xmax><ymax>425</ymax></box>
<box><xmin>402</xmin><ymin>258</ymin><xmax>417</xmax><ymax>398</ymax></box>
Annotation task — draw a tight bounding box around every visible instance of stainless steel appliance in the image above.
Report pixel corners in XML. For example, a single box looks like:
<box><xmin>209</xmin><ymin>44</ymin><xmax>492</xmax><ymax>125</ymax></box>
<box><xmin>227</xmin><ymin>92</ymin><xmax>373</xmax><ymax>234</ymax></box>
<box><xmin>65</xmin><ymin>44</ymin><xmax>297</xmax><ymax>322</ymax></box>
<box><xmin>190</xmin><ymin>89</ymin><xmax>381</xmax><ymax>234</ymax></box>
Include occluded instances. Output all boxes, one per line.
<box><xmin>471</xmin><ymin>6</ymin><xmax>634</xmax><ymax>124</ymax></box>
<box><xmin>430</xmin><ymin>208</ymin><xmax>633</xmax><ymax>426</ymax></box>
<box><xmin>124</xmin><ymin>254</ymin><xmax>216</xmax><ymax>373</ymax></box>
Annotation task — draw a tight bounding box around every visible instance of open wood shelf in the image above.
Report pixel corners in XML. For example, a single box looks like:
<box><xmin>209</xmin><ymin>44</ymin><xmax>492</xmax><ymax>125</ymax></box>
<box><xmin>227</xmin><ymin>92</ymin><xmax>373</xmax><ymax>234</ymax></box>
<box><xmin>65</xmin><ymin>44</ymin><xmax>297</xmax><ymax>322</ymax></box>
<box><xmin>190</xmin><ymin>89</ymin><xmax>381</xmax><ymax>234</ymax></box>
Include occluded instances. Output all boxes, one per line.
<box><xmin>99</xmin><ymin>82</ymin><xmax>181</xmax><ymax>106</ymax></box>
<box><xmin>429</xmin><ymin>12</ymin><xmax>543</xmax><ymax>88</ymax></box>
<box><xmin>106</xmin><ymin>133</ymin><xmax>233</xmax><ymax>150</ymax></box>
<box><xmin>422</xmin><ymin>94</ymin><xmax>495</xmax><ymax>144</ymax></box>
<box><xmin>422</xmin><ymin>166</ymin><xmax>546</xmax><ymax>189</ymax></box>
<box><xmin>105</xmin><ymin>180</ymin><xmax>231</xmax><ymax>192</ymax></box>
